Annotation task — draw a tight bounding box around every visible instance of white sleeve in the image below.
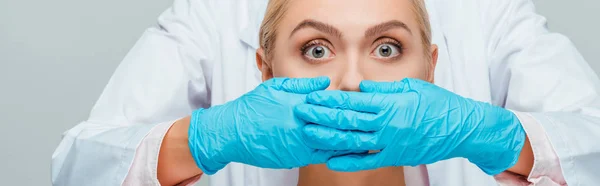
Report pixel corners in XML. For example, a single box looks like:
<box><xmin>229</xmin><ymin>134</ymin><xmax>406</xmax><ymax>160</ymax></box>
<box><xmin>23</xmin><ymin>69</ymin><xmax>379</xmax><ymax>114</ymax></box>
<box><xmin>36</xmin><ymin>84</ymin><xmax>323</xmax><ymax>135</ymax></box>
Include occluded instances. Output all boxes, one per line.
<box><xmin>51</xmin><ymin>0</ymin><xmax>219</xmax><ymax>185</ymax></box>
<box><xmin>480</xmin><ymin>0</ymin><xmax>600</xmax><ymax>185</ymax></box>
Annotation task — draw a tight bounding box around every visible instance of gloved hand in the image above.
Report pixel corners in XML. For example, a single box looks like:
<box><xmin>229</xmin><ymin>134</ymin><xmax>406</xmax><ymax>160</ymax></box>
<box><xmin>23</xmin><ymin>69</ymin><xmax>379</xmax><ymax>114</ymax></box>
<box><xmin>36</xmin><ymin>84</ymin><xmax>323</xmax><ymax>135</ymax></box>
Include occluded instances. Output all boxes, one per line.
<box><xmin>294</xmin><ymin>78</ymin><xmax>526</xmax><ymax>175</ymax></box>
<box><xmin>188</xmin><ymin>77</ymin><xmax>354</xmax><ymax>175</ymax></box>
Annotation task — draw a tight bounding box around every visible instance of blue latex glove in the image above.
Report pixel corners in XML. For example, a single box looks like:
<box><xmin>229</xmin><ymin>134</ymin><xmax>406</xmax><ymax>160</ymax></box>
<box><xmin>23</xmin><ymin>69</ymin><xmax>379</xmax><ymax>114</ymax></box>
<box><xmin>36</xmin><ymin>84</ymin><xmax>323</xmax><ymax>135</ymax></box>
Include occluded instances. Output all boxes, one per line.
<box><xmin>294</xmin><ymin>78</ymin><xmax>526</xmax><ymax>175</ymax></box>
<box><xmin>189</xmin><ymin>77</ymin><xmax>355</xmax><ymax>174</ymax></box>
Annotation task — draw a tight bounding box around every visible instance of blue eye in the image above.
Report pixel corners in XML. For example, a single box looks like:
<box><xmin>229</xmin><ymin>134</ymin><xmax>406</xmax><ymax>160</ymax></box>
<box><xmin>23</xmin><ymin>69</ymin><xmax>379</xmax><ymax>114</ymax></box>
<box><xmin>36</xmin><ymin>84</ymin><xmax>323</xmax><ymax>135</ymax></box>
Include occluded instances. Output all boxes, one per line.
<box><xmin>374</xmin><ymin>44</ymin><xmax>400</xmax><ymax>58</ymax></box>
<box><xmin>304</xmin><ymin>45</ymin><xmax>333</xmax><ymax>60</ymax></box>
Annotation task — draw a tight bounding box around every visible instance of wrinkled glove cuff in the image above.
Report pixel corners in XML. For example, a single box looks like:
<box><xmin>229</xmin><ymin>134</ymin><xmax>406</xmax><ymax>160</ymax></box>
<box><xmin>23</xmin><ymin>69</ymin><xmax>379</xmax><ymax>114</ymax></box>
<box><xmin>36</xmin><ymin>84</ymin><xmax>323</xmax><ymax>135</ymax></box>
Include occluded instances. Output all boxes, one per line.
<box><xmin>470</xmin><ymin>112</ymin><xmax>527</xmax><ymax>175</ymax></box>
<box><xmin>189</xmin><ymin>108</ymin><xmax>228</xmax><ymax>175</ymax></box>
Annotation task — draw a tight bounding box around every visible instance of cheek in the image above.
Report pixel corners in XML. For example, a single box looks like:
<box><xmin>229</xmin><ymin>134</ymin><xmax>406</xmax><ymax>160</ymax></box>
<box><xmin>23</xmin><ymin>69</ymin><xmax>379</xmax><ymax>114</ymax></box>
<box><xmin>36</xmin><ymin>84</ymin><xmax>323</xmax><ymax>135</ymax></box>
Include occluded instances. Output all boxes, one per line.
<box><xmin>270</xmin><ymin>54</ymin><xmax>344</xmax><ymax>81</ymax></box>
<box><xmin>361</xmin><ymin>55</ymin><xmax>430</xmax><ymax>82</ymax></box>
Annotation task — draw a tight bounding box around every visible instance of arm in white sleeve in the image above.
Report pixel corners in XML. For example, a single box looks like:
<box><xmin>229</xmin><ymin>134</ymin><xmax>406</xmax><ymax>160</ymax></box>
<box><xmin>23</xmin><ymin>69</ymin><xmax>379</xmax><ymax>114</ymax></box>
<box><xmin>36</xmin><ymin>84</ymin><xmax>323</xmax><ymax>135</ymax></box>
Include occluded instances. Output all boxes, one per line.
<box><xmin>481</xmin><ymin>0</ymin><xmax>600</xmax><ymax>185</ymax></box>
<box><xmin>51</xmin><ymin>0</ymin><xmax>219</xmax><ymax>185</ymax></box>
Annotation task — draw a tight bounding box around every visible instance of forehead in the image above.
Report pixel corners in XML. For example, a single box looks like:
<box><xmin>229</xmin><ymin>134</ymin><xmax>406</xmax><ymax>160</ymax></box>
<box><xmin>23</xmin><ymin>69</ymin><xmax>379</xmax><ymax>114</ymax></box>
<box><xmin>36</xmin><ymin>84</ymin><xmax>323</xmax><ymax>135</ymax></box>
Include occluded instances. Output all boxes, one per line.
<box><xmin>281</xmin><ymin>0</ymin><xmax>419</xmax><ymax>34</ymax></box>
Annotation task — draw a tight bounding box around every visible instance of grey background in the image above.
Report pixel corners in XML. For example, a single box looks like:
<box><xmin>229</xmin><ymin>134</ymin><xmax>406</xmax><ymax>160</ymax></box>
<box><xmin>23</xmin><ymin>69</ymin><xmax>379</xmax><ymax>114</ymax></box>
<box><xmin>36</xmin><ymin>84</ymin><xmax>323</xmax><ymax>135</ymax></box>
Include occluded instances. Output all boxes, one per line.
<box><xmin>0</xmin><ymin>0</ymin><xmax>597</xmax><ymax>185</ymax></box>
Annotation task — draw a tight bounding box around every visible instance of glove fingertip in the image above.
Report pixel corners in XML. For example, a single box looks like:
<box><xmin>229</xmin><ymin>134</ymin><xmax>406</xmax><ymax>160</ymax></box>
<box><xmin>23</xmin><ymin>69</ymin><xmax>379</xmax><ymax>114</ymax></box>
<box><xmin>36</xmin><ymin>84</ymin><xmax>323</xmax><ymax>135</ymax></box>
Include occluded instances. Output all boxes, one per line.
<box><xmin>359</xmin><ymin>80</ymin><xmax>378</xmax><ymax>92</ymax></box>
<box><xmin>278</xmin><ymin>77</ymin><xmax>329</xmax><ymax>94</ymax></box>
<box><xmin>298</xmin><ymin>76</ymin><xmax>330</xmax><ymax>94</ymax></box>
<box><xmin>293</xmin><ymin>104</ymin><xmax>309</xmax><ymax>115</ymax></box>
<box><xmin>302</xmin><ymin>125</ymin><xmax>338</xmax><ymax>145</ymax></box>
<box><xmin>302</xmin><ymin>124</ymin><xmax>320</xmax><ymax>137</ymax></box>
<box><xmin>309</xmin><ymin>150</ymin><xmax>332</xmax><ymax>164</ymax></box>
<box><xmin>325</xmin><ymin>157</ymin><xmax>345</xmax><ymax>171</ymax></box>
<box><xmin>360</xmin><ymin>80</ymin><xmax>407</xmax><ymax>93</ymax></box>
<box><xmin>305</xmin><ymin>90</ymin><xmax>327</xmax><ymax>105</ymax></box>
<box><xmin>312</xmin><ymin>76</ymin><xmax>331</xmax><ymax>90</ymax></box>
<box><xmin>327</xmin><ymin>156</ymin><xmax>359</xmax><ymax>172</ymax></box>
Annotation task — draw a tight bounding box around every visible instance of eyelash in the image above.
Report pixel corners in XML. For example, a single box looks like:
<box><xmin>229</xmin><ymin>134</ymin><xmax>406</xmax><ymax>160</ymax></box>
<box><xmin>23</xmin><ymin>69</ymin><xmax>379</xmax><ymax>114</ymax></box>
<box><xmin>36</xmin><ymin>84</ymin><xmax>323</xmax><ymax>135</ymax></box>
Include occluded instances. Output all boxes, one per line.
<box><xmin>300</xmin><ymin>39</ymin><xmax>335</xmax><ymax>63</ymax></box>
<box><xmin>372</xmin><ymin>37</ymin><xmax>404</xmax><ymax>60</ymax></box>
<box><xmin>299</xmin><ymin>38</ymin><xmax>404</xmax><ymax>62</ymax></box>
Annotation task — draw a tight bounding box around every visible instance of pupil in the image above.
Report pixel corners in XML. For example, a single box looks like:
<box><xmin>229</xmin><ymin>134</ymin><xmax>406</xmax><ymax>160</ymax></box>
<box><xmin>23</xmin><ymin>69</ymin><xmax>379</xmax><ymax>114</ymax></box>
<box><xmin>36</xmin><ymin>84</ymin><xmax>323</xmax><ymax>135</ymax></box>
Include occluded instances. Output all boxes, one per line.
<box><xmin>380</xmin><ymin>45</ymin><xmax>391</xmax><ymax>57</ymax></box>
<box><xmin>313</xmin><ymin>46</ymin><xmax>324</xmax><ymax>58</ymax></box>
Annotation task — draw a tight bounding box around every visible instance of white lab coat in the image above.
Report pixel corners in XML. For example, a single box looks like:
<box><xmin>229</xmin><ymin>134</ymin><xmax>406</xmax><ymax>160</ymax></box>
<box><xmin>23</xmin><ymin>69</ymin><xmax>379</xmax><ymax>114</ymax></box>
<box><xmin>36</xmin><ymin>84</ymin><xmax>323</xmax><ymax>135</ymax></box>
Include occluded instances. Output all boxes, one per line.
<box><xmin>51</xmin><ymin>0</ymin><xmax>600</xmax><ymax>185</ymax></box>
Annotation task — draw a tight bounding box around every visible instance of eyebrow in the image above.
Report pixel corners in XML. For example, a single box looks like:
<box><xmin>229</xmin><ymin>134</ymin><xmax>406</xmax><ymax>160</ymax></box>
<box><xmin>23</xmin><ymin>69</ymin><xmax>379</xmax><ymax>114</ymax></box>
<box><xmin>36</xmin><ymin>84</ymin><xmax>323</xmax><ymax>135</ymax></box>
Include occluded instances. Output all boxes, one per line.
<box><xmin>365</xmin><ymin>20</ymin><xmax>412</xmax><ymax>38</ymax></box>
<box><xmin>289</xmin><ymin>19</ymin><xmax>412</xmax><ymax>39</ymax></box>
<box><xmin>290</xmin><ymin>19</ymin><xmax>343</xmax><ymax>39</ymax></box>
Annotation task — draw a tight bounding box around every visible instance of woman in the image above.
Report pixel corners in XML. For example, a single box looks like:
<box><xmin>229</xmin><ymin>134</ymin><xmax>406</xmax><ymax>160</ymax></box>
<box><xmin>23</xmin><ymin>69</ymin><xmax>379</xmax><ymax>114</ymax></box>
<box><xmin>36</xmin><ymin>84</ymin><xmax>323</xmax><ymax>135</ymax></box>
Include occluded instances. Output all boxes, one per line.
<box><xmin>255</xmin><ymin>0</ymin><xmax>437</xmax><ymax>185</ymax></box>
<box><xmin>51</xmin><ymin>0</ymin><xmax>600</xmax><ymax>185</ymax></box>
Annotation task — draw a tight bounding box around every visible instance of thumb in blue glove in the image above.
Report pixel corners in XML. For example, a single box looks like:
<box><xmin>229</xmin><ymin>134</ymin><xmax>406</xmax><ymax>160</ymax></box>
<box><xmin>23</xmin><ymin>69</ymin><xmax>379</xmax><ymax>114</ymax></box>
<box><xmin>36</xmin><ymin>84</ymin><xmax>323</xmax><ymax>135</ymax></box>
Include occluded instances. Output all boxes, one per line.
<box><xmin>294</xmin><ymin>78</ymin><xmax>526</xmax><ymax>175</ymax></box>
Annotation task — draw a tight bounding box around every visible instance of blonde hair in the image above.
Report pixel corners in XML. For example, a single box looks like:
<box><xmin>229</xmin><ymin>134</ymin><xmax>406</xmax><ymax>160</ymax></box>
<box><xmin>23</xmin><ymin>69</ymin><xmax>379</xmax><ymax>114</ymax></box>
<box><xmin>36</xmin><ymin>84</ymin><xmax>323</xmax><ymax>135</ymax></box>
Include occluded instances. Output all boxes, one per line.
<box><xmin>259</xmin><ymin>0</ymin><xmax>432</xmax><ymax>61</ymax></box>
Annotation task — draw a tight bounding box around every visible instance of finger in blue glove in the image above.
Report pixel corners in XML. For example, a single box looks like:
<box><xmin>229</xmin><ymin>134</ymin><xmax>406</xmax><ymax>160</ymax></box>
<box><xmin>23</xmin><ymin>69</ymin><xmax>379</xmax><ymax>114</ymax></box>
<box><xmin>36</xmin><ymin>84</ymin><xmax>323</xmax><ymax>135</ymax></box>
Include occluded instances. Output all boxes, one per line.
<box><xmin>189</xmin><ymin>76</ymin><xmax>362</xmax><ymax>175</ymax></box>
<box><xmin>295</xmin><ymin>78</ymin><xmax>526</xmax><ymax>175</ymax></box>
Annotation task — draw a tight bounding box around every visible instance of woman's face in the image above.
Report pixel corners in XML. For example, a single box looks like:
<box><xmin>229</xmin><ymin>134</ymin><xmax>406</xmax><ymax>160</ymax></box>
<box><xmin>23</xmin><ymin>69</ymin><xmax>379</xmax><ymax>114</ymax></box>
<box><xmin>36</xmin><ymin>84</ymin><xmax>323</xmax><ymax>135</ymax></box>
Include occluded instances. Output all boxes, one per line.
<box><xmin>257</xmin><ymin>0</ymin><xmax>437</xmax><ymax>91</ymax></box>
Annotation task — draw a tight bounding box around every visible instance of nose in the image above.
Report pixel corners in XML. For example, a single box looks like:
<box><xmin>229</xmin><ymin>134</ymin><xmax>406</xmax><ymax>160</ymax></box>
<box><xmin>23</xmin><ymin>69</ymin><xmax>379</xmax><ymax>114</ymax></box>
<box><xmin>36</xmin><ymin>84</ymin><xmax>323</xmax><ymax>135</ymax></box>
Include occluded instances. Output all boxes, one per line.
<box><xmin>336</xmin><ymin>64</ymin><xmax>363</xmax><ymax>92</ymax></box>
